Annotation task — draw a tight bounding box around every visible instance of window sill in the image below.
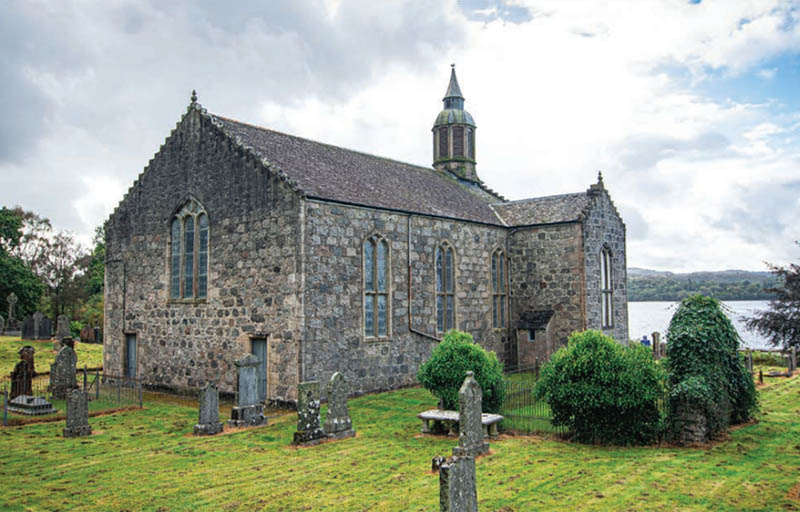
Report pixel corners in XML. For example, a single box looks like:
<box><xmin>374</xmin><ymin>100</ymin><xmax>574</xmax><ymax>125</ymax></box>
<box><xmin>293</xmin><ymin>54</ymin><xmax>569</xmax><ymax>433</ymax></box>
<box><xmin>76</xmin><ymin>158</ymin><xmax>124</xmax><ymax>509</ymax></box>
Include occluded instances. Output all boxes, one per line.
<box><xmin>168</xmin><ymin>298</ymin><xmax>208</xmax><ymax>305</ymax></box>
<box><xmin>364</xmin><ymin>336</ymin><xmax>391</xmax><ymax>343</ymax></box>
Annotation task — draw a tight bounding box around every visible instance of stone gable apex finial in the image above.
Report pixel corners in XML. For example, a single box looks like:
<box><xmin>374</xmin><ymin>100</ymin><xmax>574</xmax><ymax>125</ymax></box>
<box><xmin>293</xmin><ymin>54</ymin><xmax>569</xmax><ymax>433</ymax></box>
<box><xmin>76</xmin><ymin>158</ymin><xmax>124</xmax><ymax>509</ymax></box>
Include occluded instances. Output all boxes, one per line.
<box><xmin>597</xmin><ymin>170</ymin><xmax>603</xmax><ymax>185</ymax></box>
<box><xmin>191</xmin><ymin>90</ymin><xmax>197</xmax><ymax>104</ymax></box>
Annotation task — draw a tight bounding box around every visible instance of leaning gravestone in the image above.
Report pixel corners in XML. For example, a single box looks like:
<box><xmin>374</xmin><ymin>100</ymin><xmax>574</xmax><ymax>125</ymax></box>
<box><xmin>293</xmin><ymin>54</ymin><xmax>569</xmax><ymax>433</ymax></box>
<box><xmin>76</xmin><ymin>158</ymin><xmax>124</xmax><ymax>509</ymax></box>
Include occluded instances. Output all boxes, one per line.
<box><xmin>21</xmin><ymin>315</ymin><xmax>34</xmax><ymax>340</ymax></box>
<box><xmin>452</xmin><ymin>371</ymin><xmax>489</xmax><ymax>457</ymax></box>
<box><xmin>63</xmin><ymin>389</ymin><xmax>91</xmax><ymax>437</ymax></box>
<box><xmin>10</xmin><ymin>346</ymin><xmax>36</xmax><ymax>399</ymax></box>
<box><xmin>50</xmin><ymin>340</ymin><xmax>78</xmax><ymax>400</ymax></box>
<box><xmin>323</xmin><ymin>372</ymin><xmax>355</xmax><ymax>440</ymax></box>
<box><xmin>194</xmin><ymin>382</ymin><xmax>223</xmax><ymax>435</ymax></box>
<box><xmin>56</xmin><ymin>315</ymin><xmax>70</xmax><ymax>343</ymax></box>
<box><xmin>439</xmin><ymin>455</ymin><xmax>478</xmax><ymax>512</ymax></box>
<box><xmin>227</xmin><ymin>354</ymin><xmax>266</xmax><ymax>427</ymax></box>
<box><xmin>293</xmin><ymin>380</ymin><xmax>326</xmax><ymax>445</ymax></box>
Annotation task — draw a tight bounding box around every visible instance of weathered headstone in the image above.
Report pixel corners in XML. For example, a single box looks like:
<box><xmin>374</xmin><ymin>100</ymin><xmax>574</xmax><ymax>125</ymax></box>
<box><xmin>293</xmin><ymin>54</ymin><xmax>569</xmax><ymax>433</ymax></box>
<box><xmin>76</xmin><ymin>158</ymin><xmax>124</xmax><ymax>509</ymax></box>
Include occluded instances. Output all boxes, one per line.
<box><xmin>6</xmin><ymin>292</ymin><xmax>18</xmax><ymax>331</ymax></box>
<box><xmin>63</xmin><ymin>389</ymin><xmax>91</xmax><ymax>437</ymax></box>
<box><xmin>50</xmin><ymin>340</ymin><xmax>78</xmax><ymax>400</ymax></box>
<box><xmin>93</xmin><ymin>326</ymin><xmax>101</xmax><ymax>343</ymax></box>
<box><xmin>194</xmin><ymin>382</ymin><xmax>223</xmax><ymax>435</ymax></box>
<box><xmin>323</xmin><ymin>372</ymin><xmax>355</xmax><ymax>440</ymax></box>
<box><xmin>80</xmin><ymin>326</ymin><xmax>95</xmax><ymax>343</ymax></box>
<box><xmin>21</xmin><ymin>315</ymin><xmax>34</xmax><ymax>340</ymax></box>
<box><xmin>0</xmin><ymin>314</ymin><xmax>5</xmax><ymax>334</ymax></box>
<box><xmin>452</xmin><ymin>371</ymin><xmax>489</xmax><ymax>457</ymax></box>
<box><xmin>227</xmin><ymin>354</ymin><xmax>266</xmax><ymax>427</ymax></box>
<box><xmin>293</xmin><ymin>380</ymin><xmax>326</xmax><ymax>445</ymax></box>
<box><xmin>56</xmin><ymin>315</ymin><xmax>71</xmax><ymax>342</ymax></box>
<box><xmin>439</xmin><ymin>456</ymin><xmax>478</xmax><ymax>512</ymax></box>
<box><xmin>10</xmin><ymin>346</ymin><xmax>36</xmax><ymax>399</ymax></box>
<box><xmin>36</xmin><ymin>313</ymin><xmax>51</xmax><ymax>340</ymax></box>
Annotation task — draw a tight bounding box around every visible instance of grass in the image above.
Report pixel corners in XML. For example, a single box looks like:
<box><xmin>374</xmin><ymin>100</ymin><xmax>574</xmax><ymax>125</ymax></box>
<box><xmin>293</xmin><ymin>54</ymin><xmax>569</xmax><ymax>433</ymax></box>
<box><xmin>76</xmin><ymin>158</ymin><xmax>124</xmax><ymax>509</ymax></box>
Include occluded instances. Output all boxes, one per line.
<box><xmin>1</xmin><ymin>374</ymin><xmax>799</xmax><ymax>511</ymax></box>
<box><xmin>0</xmin><ymin>336</ymin><xmax>104</xmax><ymax>376</ymax></box>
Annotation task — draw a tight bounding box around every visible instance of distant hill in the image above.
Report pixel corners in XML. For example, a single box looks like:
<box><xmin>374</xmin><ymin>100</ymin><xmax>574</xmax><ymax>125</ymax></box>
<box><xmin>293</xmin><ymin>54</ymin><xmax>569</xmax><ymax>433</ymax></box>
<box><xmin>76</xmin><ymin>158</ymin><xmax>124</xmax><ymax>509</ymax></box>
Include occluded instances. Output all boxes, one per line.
<box><xmin>628</xmin><ymin>267</ymin><xmax>778</xmax><ymax>301</ymax></box>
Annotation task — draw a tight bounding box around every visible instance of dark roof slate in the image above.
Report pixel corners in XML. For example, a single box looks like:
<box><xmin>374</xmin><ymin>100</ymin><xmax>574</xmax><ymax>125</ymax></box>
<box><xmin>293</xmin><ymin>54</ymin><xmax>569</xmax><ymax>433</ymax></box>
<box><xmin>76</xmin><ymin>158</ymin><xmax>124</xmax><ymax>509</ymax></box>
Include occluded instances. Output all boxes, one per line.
<box><xmin>492</xmin><ymin>192</ymin><xmax>591</xmax><ymax>226</ymax></box>
<box><xmin>213</xmin><ymin>114</ymin><xmax>504</xmax><ymax>225</ymax></box>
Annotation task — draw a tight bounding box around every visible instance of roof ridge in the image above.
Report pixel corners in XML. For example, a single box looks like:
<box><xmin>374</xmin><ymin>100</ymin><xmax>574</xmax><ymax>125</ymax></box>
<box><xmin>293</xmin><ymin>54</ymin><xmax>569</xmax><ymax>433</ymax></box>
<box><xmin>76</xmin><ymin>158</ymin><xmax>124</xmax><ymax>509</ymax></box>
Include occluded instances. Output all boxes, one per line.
<box><xmin>492</xmin><ymin>191</ymin><xmax>586</xmax><ymax>206</ymax></box>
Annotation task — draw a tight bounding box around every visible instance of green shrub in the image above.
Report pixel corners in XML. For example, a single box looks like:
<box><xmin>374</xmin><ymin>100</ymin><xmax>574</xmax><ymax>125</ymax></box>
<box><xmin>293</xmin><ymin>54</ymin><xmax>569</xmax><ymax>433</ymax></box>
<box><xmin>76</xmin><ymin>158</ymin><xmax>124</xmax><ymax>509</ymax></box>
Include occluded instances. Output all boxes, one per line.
<box><xmin>750</xmin><ymin>350</ymin><xmax>784</xmax><ymax>367</ymax></box>
<box><xmin>70</xmin><ymin>320</ymin><xmax>82</xmax><ymax>338</ymax></box>
<box><xmin>666</xmin><ymin>295</ymin><xmax>757</xmax><ymax>438</ymax></box>
<box><xmin>417</xmin><ymin>330</ymin><xmax>505</xmax><ymax>413</ymax></box>
<box><xmin>535</xmin><ymin>330</ymin><xmax>665</xmax><ymax>445</ymax></box>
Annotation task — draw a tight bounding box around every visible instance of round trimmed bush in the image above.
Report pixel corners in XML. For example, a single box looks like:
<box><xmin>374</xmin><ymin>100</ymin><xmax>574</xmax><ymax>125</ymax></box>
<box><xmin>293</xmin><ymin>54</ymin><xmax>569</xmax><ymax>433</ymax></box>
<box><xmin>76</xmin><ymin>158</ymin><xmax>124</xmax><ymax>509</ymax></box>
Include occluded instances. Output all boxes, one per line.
<box><xmin>666</xmin><ymin>295</ymin><xmax>757</xmax><ymax>439</ymax></box>
<box><xmin>417</xmin><ymin>330</ymin><xmax>505</xmax><ymax>413</ymax></box>
<box><xmin>535</xmin><ymin>330</ymin><xmax>665</xmax><ymax>445</ymax></box>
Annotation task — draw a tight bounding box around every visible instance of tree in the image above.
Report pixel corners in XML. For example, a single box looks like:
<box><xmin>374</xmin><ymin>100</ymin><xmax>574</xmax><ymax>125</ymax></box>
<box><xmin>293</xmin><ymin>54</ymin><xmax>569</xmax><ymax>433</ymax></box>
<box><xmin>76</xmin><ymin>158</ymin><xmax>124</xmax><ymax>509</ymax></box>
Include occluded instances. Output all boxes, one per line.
<box><xmin>0</xmin><ymin>207</ymin><xmax>44</xmax><ymax>317</ymax></box>
<box><xmin>40</xmin><ymin>231</ymin><xmax>89</xmax><ymax>317</ymax></box>
<box><xmin>8</xmin><ymin>207</ymin><xmax>53</xmax><ymax>275</ymax></box>
<box><xmin>745</xmin><ymin>247</ymin><xmax>800</xmax><ymax>350</ymax></box>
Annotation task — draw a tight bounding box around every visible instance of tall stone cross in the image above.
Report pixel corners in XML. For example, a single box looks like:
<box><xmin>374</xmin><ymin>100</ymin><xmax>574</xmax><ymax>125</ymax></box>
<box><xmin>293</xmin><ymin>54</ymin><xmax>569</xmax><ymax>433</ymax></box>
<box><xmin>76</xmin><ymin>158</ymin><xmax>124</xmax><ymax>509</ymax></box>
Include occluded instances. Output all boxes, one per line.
<box><xmin>7</xmin><ymin>293</ymin><xmax>17</xmax><ymax>322</ymax></box>
<box><xmin>452</xmin><ymin>371</ymin><xmax>488</xmax><ymax>457</ymax></box>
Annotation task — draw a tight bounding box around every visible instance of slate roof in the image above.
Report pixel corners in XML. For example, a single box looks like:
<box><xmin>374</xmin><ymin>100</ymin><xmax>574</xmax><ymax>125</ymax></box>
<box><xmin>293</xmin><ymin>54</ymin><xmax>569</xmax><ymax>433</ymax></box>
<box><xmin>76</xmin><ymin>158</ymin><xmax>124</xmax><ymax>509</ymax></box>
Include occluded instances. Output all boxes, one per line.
<box><xmin>492</xmin><ymin>192</ymin><xmax>592</xmax><ymax>226</ymax></box>
<box><xmin>212</xmin><ymin>114</ymin><xmax>505</xmax><ymax>225</ymax></box>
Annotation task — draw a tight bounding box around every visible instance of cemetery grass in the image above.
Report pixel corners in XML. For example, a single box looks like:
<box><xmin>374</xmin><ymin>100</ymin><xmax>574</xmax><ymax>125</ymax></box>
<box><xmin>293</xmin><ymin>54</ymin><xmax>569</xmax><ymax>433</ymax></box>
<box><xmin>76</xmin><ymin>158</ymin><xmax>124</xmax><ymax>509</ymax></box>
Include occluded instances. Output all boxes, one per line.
<box><xmin>0</xmin><ymin>336</ymin><xmax>103</xmax><ymax>376</ymax></box>
<box><xmin>1</xmin><ymin>378</ymin><xmax>799</xmax><ymax>510</ymax></box>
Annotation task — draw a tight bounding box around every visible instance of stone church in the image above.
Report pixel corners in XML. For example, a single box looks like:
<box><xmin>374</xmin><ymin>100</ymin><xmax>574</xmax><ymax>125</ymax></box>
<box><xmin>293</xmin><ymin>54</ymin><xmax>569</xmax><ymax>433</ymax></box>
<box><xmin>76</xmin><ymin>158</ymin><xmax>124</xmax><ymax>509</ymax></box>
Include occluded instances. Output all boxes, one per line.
<box><xmin>104</xmin><ymin>67</ymin><xmax>628</xmax><ymax>403</ymax></box>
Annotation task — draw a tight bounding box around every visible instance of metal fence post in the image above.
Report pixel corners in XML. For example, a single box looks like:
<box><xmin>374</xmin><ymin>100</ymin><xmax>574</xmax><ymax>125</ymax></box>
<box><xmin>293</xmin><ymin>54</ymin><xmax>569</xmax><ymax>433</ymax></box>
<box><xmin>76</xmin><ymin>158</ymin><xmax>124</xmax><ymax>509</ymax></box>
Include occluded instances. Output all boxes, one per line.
<box><xmin>3</xmin><ymin>390</ymin><xmax>7</xmax><ymax>427</ymax></box>
<box><xmin>117</xmin><ymin>378</ymin><xmax>121</xmax><ymax>403</ymax></box>
<box><xmin>96</xmin><ymin>371</ymin><xmax>100</xmax><ymax>400</ymax></box>
<box><xmin>138</xmin><ymin>381</ymin><xmax>143</xmax><ymax>408</ymax></box>
<box><xmin>82</xmin><ymin>366</ymin><xmax>88</xmax><ymax>391</ymax></box>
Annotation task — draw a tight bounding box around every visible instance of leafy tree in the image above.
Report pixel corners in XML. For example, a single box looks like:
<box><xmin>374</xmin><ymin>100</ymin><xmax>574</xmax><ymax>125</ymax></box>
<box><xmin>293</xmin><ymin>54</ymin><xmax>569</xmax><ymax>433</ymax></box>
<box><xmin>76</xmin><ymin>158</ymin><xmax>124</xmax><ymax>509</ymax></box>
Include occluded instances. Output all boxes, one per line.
<box><xmin>744</xmin><ymin>247</ymin><xmax>800</xmax><ymax>350</ymax></box>
<box><xmin>536</xmin><ymin>330</ymin><xmax>665</xmax><ymax>445</ymax></box>
<box><xmin>40</xmin><ymin>231</ymin><xmax>89</xmax><ymax>317</ymax></box>
<box><xmin>0</xmin><ymin>207</ymin><xmax>44</xmax><ymax>317</ymax></box>
<box><xmin>417</xmin><ymin>330</ymin><xmax>505</xmax><ymax>413</ymax></box>
<box><xmin>8</xmin><ymin>207</ymin><xmax>53</xmax><ymax>275</ymax></box>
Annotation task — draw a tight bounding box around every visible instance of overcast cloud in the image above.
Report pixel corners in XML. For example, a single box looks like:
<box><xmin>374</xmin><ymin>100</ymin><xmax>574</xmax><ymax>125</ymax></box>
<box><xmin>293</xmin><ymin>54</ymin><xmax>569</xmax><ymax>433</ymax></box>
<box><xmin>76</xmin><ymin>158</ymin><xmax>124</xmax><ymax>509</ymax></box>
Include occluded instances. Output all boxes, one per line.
<box><xmin>1</xmin><ymin>0</ymin><xmax>799</xmax><ymax>272</ymax></box>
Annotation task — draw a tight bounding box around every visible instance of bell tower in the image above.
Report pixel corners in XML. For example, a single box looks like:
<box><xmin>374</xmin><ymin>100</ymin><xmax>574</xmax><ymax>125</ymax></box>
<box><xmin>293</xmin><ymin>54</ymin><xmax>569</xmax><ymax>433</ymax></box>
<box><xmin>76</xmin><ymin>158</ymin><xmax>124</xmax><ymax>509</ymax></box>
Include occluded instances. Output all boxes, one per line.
<box><xmin>432</xmin><ymin>65</ymin><xmax>478</xmax><ymax>182</ymax></box>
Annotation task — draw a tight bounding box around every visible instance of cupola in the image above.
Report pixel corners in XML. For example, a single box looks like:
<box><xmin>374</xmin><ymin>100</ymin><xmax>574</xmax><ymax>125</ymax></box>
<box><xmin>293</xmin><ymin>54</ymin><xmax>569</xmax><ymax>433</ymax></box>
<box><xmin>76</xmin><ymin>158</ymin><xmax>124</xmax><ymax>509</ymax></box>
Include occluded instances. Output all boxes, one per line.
<box><xmin>432</xmin><ymin>65</ymin><xmax>478</xmax><ymax>182</ymax></box>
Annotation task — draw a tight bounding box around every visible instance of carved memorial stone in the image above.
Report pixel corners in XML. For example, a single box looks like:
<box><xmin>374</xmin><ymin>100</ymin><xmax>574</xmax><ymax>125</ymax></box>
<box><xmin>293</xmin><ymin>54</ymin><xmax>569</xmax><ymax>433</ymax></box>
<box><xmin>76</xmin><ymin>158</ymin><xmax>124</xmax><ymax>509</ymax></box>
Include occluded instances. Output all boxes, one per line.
<box><xmin>21</xmin><ymin>316</ymin><xmax>34</xmax><ymax>340</ymax></box>
<box><xmin>50</xmin><ymin>340</ymin><xmax>78</xmax><ymax>400</ymax></box>
<box><xmin>63</xmin><ymin>389</ymin><xmax>92</xmax><ymax>437</ymax></box>
<box><xmin>452</xmin><ymin>371</ymin><xmax>489</xmax><ymax>457</ymax></box>
<box><xmin>323</xmin><ymin>372</ymin><xmax>355</xmax><ymax>440</ymax></box>
<box><xmin>227</xmin><ymin>354</ymin><xmax>266</xmax><ymax>427</ymax></box>
<box><xmin>439</xmin><ymin>456</ymin><xmax>478</xmax><ymax>512</ymax></box>
<box><xmin>56</xmin><ymin>315</ymin><xmax>70</xmax><ymax>343</ymax></box>
<box><xmin>194</xmin><ymin>382</ymin><xmax>224</xmax><ymax>435</ymax></box>
<box><xmin>7</xmin><ymin>395</ymin><xmax>56</xmax><ymax>415</ymax></box>
<box><xmin>10</xmin><ymin>346</ymin><xmax>36</xmax><ymax>399</ymax></box>
<box><xmin>293</xmin><ymin>380</ymin><xmax>326</xmax><ymax>445</ymax></box>
<box><xmin>6</xmin><ymin>292</ymin><xmax>18</xmax><ymax>331</ymax></box>
<box><xmin>37</xmin><ymin>314</ymin><xmax>51</xmax><ymax>340</ymax></box>
<box><xmin>0</xmin><ymin>314</ymin><xmax>4</xmax><ymax>334</ymax></box>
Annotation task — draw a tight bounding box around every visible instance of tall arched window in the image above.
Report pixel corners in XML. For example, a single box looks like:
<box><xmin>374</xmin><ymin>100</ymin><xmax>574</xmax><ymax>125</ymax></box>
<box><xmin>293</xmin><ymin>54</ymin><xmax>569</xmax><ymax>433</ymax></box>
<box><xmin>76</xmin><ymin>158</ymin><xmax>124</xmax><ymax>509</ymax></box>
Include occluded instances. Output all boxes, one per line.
<box><xmin>452</xmin><ymin>126</ymin><xmax>464</xmax><ymax>156</ymax></box>
<box><xmin>600</xmin><ymin>246</ymin><xmax>613</xmax><ymax>328</ymax></box>
<box><xmin>491</xmin><ymin>248</ymin><xmax>507</xmax><ymax>328</ymax></box>
<box><xmin>467</xmin><ymin>128</ymin><xmax>475</xmax><ymax>159</ymax></box>
<box><xmin>170</xmin><ymin>198</ymin><xmax>209</xmax><ymax>300</ymax></box>
<box><xmin>364</xmin><ymin>235</ymin><xmax>390</xmax><ymax>339</ymax></box>
<box><xmin>435</xmin><ymin>242</ymin><xmax>456</xmax><ymax>333</ymax></box>
<box><xmin>438</xmin><ymin>127</ymin><xmax>449</xmax><ymax>159</ymax></box>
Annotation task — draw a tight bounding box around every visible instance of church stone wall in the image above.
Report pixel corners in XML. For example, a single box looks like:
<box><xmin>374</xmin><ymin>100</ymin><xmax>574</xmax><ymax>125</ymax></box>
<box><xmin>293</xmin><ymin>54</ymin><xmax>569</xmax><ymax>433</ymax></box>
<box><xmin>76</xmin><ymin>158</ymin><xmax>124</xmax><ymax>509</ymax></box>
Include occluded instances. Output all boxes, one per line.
<box><xmin>104</xmin><ymin>108</ymin><xmax>302</xmax><ymax>401</ymax></box>
<box><xmin>583</xmin><ymin>190</ymin><xmax>629</xmax><ymax>342</ymax></box>
<box><xmin>508</xmin><ymin>223</ymin><xmax>586</xmax><ymax>362</ymax></box>
<box><xmin>301</xmin><ymin>200</ymin><xmax>511</xmax><ymax>397</ymax></box>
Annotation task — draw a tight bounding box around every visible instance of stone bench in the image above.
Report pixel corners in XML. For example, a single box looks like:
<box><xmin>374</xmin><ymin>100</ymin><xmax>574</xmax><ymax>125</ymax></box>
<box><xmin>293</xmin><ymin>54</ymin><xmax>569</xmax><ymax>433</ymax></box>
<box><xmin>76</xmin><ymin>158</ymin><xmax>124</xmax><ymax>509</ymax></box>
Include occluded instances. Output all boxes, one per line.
<box><xmin>417</xmin><ymin>409</ymin><xmax>503</xmax><ymax>438</ymax></box>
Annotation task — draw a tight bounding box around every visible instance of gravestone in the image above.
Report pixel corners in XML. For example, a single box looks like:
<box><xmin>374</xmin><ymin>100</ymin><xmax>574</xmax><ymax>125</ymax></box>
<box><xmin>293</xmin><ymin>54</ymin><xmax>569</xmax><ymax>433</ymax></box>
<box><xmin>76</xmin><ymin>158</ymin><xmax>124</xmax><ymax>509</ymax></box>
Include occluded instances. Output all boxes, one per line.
<box><xmin>0</xmin><ymin>314</ymin><xmax>4</xmax><ymax>334</ymax></box>
<box><xmin>50</xmin><ymin>340</ymin><xmax>78</xmax><ymax>400</ymax></box>
<box><xmin>293</xmin><ymin>380</ymin><xmax>326</xmax><ymax>445</ymax></box>
<box><xmin>21</xmin><ymin>316</ymin><xmax>34</xmax><ymax>340</ymax></box>
<box><xmin>6</xmin><ymin>292</ymin><xmax>19</xmax><ymax>331</ymax></box>
<box><xmin>439</xmin><ymin>456</ymin><xmax>478</xmax><ymax>512</ymax></box>
<box><xmin>63</xmin><ymin>389</ymin><xmax>92</xmax><ymax>437</ymax></box>
<box><xmin>323</xmin><ymin>372</ymin><xmax>355</xmax><ymax>440</ymax></box>
<box><xmin>56</xmin><ymin>315</ymin><xmax>71</xmax><ymax>342</ymax></box>
<box><xmin>194</xmin><ymin>382</ymin><xmax>223</xmax><ymax>435</ymax></box>
<box><xmin>93</xmin><ymin>326</ymin><xmax>101</xmax><ymax>343</ymax></box>
<box><xmin>10</xmin><ymin>346</ymin><xmax>36</xmax><ymax>399</ymax></box>
<box><xmin>745</xmin><ymin>351</ymin><xmax>754</xmax><ymax>374</ymax></box>
<box><xmin>452</xmin><ymin>371</ymin><xmax>489</xmax><ymax>457</ymax></box>
<box><xmin>227</xmin><ymin>354</ymin><xmax>266</xmax><ymax>427</ymax></box>
<box><xmin>80</xmin><ymin>326</ymin><xmax>95</xmax><ymax>343</ymax></box>
<box><xmin>35</xmin><ymin>313</ymin><xmax>51</xmax><ymax>340</ymax></box>
<box><xmin>7</xmin><ymin>395</ymin><xmax>56</xmax><ymax>415</ymax></box>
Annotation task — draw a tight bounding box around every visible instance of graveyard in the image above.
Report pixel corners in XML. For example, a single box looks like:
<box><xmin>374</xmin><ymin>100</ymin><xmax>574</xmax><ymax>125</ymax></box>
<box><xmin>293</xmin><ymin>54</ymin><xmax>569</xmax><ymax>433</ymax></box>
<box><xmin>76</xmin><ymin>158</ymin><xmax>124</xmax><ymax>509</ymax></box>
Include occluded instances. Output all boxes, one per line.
<box><xmin>0</xmin><ymin>358</ymin><xmax>798</xmax><ymax>510</ymax></box>
<box><xmin>0</xmin><ymin>336</ymin><xmax>103</xmax><ymax>376</ymax></box>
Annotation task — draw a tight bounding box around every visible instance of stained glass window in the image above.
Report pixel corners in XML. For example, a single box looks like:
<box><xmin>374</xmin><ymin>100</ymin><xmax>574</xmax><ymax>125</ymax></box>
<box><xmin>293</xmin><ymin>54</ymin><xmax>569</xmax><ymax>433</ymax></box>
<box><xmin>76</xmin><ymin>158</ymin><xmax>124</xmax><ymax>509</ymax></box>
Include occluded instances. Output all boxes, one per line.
<box><xmin>364</xmin><ymin>236</ymin><xmax>390</xmax><ymax>338</ymax></box>
<box><xmin>436</xmin><ymin>243</ymin><xmax>456</xmax><ymax>332</ymax></box>
<box><xmin>170</xmin><ymin>199</ymin><xmax>209</xmax><ymax>301</ymax></box>
<box><xmin>492</xmin><ymin>249</ymin><xmax>507</xmax><ymax>328</ymax></box>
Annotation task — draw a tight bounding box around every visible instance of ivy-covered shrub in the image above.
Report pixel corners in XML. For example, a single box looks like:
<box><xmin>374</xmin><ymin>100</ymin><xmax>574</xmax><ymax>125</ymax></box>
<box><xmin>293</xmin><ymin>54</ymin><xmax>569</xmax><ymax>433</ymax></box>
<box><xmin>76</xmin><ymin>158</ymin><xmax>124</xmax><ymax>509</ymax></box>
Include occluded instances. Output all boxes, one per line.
<box><xmin>535</xmin><ymin>330</ymin><xmax>665</xmax><ymax>445</ymax></box>
<box><xmin>666</xmin><ymin>295</ymin><xmax>757</xmax><ymax>440</ymax></box>
<box><xmin>417</xmin><ymin>330</ymin><xmax>505</xmax><ymax>413</ymax></box>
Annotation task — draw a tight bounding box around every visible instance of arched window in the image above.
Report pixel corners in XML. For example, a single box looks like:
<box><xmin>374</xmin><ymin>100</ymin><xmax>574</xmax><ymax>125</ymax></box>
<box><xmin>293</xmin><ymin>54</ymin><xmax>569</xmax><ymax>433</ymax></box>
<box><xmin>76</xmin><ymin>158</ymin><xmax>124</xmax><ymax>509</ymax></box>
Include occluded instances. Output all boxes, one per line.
<box><xmin>438</xmin><ymin>127</ymin><xmax>449</xmax><ymax>159</ymax></box>
<box><xmin>453</xmin><ymin>126</ymin><xmax>464</xmax><ymax>156</ymax></box>
<box><xmin>364</xmin><ymin>235</ymin><xmax>390</xmax><ymax>339</ymax></box>
<box><xmin>435</xmin><ymin>242</ymin><xmax>456</xmax><ymax>333</ymax></box>
<box><xmin>600</xmin><ymin>246</ymin><xmax>613</xmax><ymax>328</ymax></box>
<box><xmin>491</xmin><ymin>248</ymin><xmax>507</xmax><ymax>328</ymax></box>
<box><xmin>170</xmin><ymin>198</ymin><xmax>209</xmax><ymax>300</ymax></box>
<box><xmin>467</xmin><ymin>128</ymin><xmax>475</xmax><ymax>159</ymax></box>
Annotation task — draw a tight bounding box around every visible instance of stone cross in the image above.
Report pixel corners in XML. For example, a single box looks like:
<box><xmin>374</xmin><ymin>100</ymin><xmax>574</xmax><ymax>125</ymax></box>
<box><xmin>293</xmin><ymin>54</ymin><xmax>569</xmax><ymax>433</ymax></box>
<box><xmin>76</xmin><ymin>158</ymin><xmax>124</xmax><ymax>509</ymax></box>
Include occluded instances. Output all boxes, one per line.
<box><xmin>439</xmin><ymin>456</ymin><xmax>478</xmax><ymax>512</ymax></box>
<box><xmin>10</xmin><ymin>346</ymin><xmax>35</xmax><ymax>399</ymax></box>
<box><xmin>63</xmin><ymin>389</ymin><xmax>92</xmax><ymax>437</ymax></box>
<box><xmin>50</xmin><ymin>342</ymin><xmax>78</xmax><ymax>400</ymax></box>
<box><xmin>227</xmin><ymin>354</ymin><xmax>266</xmax><ymax>427</ymax></box>
<box><xmin>56</xmin><ymin>315</ymin><xmax>71</xmax><ymax>343</ymax></box>
<box><xmin>323</xmin><ymin>372</ymin><xmax>355</xmax><ymax>440</ymax></box>
<box><xmin>194</xmin><ymin>382</ymin><xmax>223</xmax><ymax>435</ymax></box>
<box><xmin>452</xmin><ymin>371</ymin><xmax>488</xmax><ymax>457</ymax></box>
<box><xmin>293</xmin><ymin>380</ymin><xmax>326</xmax><ymax>445</ymax></box>
<box><xmin>7</xmin><ymin>292</ymin><xmax>17</xmax><ymax>322</ymax></box>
